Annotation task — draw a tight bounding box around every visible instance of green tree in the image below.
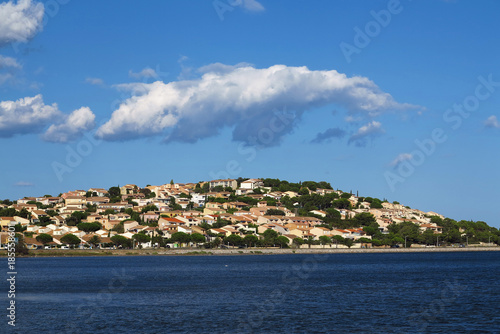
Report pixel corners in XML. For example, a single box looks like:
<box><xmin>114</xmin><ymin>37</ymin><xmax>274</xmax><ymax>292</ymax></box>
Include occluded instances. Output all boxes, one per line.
<box><xmin>112</xmin><ymin>222</ymin><xmax>125</xmax><ymax>233</ymax></box>
<box><xmin>110</xmin><ymin>235</ymin><xmax>132</xmax><ymax>248</ymax></box>
<box><xmin>265</xmin><ymin>209</ymin><xmax>286</xmax><ymax>216</ymax></box>
<box><xmin>77</xmin><ymin>222</ymin><xmax>102</xmax><ymax>233</ymax></box>
<box><xmin>319</xmin><ymin>235</ymin><xmax>332</xmax><ymax>246</ymax></box>
<box><xmin>262</xmin><ymin>229</ymin><xmax>278</xmax><ymax>246</ymax></box>
<box><xmin>171</xmin><ymin>232</ymin><xmax>191</xmax><ymax>245</ymax></box>
<box><xmin>370</xmin><ymin>199</ymin><xmax>383</xmax><ymax>209</ymax></box>
<box><xmin>333</xmin><ymin>198</ymin><xmax>351</xmax><ymax>209</ymax></box>
<box><xmin>224</xmin><ymin>234</ymin><xmax>242</xmax><ymax>247</ymax></box>
<box><xmin>191</xmin><ymin>233</ymin><xmax>206</xmax><ymax>244</ymax></box>
<box><xmin>243</xmin><ymin>235</ymin><xmax>259</xmax><ymax>247</ymax></box>
<box><xmin>293</xmin><ymin>237</ymin><xmax>304</xmax><ymax>248</ymax></box>
<box><xmin>132</xmin><ymin>233</ymin><xmax>151</xmax><ymax>244</ymax></box>
<box><xmin>344</xmin><ymin>238</ymin><xmax>354</xmax><ymax>248</ymax></box>
<box><xmin>88</xmin><ymin>235</ymin><xmax>101</xmax><ymax>248</ymax></box>
<box><xmin>37</xmin><ymin>216</ymin><xmax>52</xmax><ymax>226</ymax></box>
<box><xmin>353</xmin><ymin>212</ymin><xmax>377</xmax><ymax>227</ymax></box>
<box><xmin>421</xmin><ymin>229</ymin><xmax>438</xmax><ymax>245</ymax></box>
<box><xmin>331</xmin><ymin>235</ymin><xmax>344</xmax><ymax>247</ymax></box>
<box><xmin>275</xmin><ymin>236</ymin><xmax>290</xmax><ymax>248</ymax></box>
<box><xmin>141</xmin><ymin>204</ymin><xmax>159</xmax><ymax>213</ymax></box>
<box><xmin>61</xmin><ymin>234</ymin><xmax>81</xmax><ymax>246</ymax></box>
<box><xmin>108</xmin><ymin>186</ymin><xmax>120</xmax><ymax>198</ymax></box>
<box><xmin>36</xmin><ymin>233</ymin><xmax>53</xmax><ymax>245</ymax></box>
<box><xmin>15</xmin><ymin>234</ymin><xmax>29</xmax><ymax>255</ymax></box>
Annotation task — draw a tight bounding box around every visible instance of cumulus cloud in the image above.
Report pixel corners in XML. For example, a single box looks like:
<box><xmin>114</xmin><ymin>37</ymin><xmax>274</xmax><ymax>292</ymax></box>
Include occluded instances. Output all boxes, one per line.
<box><xmin>42</xmin><ymin>107</ymin><xmax>95</xmax><ymax>143</ymax></box>
<box><xmin>0</xmin><ymin>94</ymin><xmax>95</xmax><ymax>141</ymax></box>
<box><xmin>0</xmin><ymin>0</ymin><xmax>45</xmax><ymax>46</ymax></box>
<box><xmin>85</xmin><ymin>77</ymin><xmax>105</xmax><ymax>86</ymax></box>
<box><xmin>348</xmin><ymin>121</ymin><xmax>385</xmax><ymax>147</ymax></box>
<box><xmin>484</xmin><ymin>115</ymin><xmax>500</xmax><ymax>129</ymax></box>
<box><xmin>0</xmin><ymin>95</ymin><xmax>59</xmax><ymax>137</ymax></box>
<box><xmin>311</xmin><ymin>127</ymin><xmax>347</xmax><ymax>144</ymax></box>
<box><xmin>390</xmin><ymin>153</ymin><xmax>413</xmax><ymax>167</ymax></box>
<box><xmin>0</xmin><ymin>55</ymin><xmax>22</xmax><ymax>69</ymax></box>
<box><xmin>129</xmin><ymin>67</ymin><xmax>159</xmax><ymax>79</ymax></box>
<box><xmin>96</xmin><ymin>64</ymin><xmax>419</xmax><ymax>146</ymax></box>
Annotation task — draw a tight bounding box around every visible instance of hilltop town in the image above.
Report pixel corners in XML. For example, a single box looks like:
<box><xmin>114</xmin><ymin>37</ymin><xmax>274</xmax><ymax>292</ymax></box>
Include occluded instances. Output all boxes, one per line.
<box><xmin>1</xmin><ymin>178</ymin><xmax>498</xmax><ymax>251</ymax></box>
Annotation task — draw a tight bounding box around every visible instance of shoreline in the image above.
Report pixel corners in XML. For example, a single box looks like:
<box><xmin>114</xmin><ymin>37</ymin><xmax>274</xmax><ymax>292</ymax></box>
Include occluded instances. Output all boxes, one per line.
<box><xmin>3</xmin><ymin>246</ymin><xmax>500</xmax><ymax>257</ymax></box>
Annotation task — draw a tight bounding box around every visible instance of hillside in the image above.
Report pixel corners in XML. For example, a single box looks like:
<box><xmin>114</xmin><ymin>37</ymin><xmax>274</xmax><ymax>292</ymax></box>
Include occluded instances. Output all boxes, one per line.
<box><xmin>1</xmin><ymin>178</ymin><xmax>498</xmax><ymax>250</ymax></box>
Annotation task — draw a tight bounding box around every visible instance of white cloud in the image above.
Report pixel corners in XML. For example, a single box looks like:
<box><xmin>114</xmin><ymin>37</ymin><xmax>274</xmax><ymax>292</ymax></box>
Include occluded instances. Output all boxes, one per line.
<box><xmin>345</xmin><ymin>115</ymin><xmax>362</xmax><ymax>123</ymax></box>
<box><xmin>14</xmin><ymin>181</ymin><xmax>34</xmax><ymax>187</ymax></box>
<box><xmin>0</xmin><ymin>55</ymin><xmax>22</xmax><ymax>85</ymax></box>
<box><xmin>42</xmin><ymin>107</ymin><xmax>95</xmax><ymax>143</ymax></box>
<box><xmin>129</xmin><ymin>67</ymin><xmax>158</xmax><ymax>79</ymax></box>
<box><xmin>0</xmin><ymin>94</ymin><xmax>59</xmax><ymax>136</ymax></box>
<box><xmin>390</xmin><ymin>153</ymin><xmax>413</xmax><ymax>167</ymax></box>
<box><xmin>0</xmin><ymin>55</ymin><xmax>22</xmax><ymax>69</ymax></box>
<box><xmin>85</xmin><ymin>77</ymin><xmax>105</xmax><ymax>86</ymax></box>
<box><xmin>348</xmin><ymin>121</ymin><xmax>385</xmax><ymax>147</ymax></box>
<box><xmin>484</xmin><ymin>115</ymin><xmax>500</xmax><ymax>129</ymax></box>
<box><xmin>97</xmin><ymin>63</ymin><xmax>419</xmax><ymax>146</ymax></box>
<box><xmin>241</xmin><ymin>0</ymin><xmax>265</xmax><ymax>12</ymax></box>
<box><xmin>0</xmin><ymin>94</ymin><xmax>95</xmax><ymax>141</ymax></box>
<box><xmin>0</xmin><ymin>0</ymin><xmax>44</xmax><ymax>46</ymax></box>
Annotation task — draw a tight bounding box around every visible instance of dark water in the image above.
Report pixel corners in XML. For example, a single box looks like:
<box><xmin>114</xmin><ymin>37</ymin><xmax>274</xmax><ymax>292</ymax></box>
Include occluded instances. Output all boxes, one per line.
<box><xmin>2</xmin><ymin>252</ymin><xmax>500</xmax><ymax>333</ymax></box>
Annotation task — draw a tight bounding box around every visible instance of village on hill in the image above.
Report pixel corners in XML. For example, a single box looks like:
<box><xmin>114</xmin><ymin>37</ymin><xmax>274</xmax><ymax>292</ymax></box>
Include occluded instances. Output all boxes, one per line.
<box><xmin>1</xmin><ymin>178</ymin><xmax>498</xmax><ymax>251</ymax></box>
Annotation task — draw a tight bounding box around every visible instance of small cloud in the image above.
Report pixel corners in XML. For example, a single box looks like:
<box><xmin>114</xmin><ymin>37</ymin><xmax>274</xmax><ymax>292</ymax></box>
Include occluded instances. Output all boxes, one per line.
<box><xmin>15</xmin><ymin>181</ymin><xmax>34</xmax><ymax>187</ymax></box>
<box><xmin>34</xmin><ymin>66</ymin><xmax>44</xmax><ymax>75</ymax></box>
<box><xmin>484</xmin><ymin>115</ymin><xmax>500</xmax><ymax>129</ymax></box>
<box><xmin>390</xmin><ymin>153</ymin><xmax>413</xmax><ymax>167</ymax></box>
<box><xmin>0</xmin><ymin>55</ymin><xmax>22</xmax><ymax>86</ymax></box>
<box><xmin>0</xmin><ymin>0</ymin><xmax>45</xmax><ymax>47</ymax></box>
<box><xmin>345</xmin><ymin>115</ymin><xmax>362</xmax><ymax>123</ymax></box>
<box><xmin>241</xmin><ymin>0</ymin><xmax>265</xmax><ymax>12</ymax></box>
<box><xmin>311</xmin><ymin>127</ymin><xmax>346</xmax><ymax>144</ymax></box>
<box><xmin>348</xmin><ymin>121</ymin><xmax>385</xmax><ymax>147</ymax></box>
<box><xmin>0</xmin><ymin>55</ymin><xmax>22</xmax><ymax>69</ymax></box>
<box><xmin>0</xmin><ymin>94</ymin><xmax>93</xmax><ymax>141</ymax></box>
<box><xmin>85</xmin><ymin>77</ymin><xmax>105</xmax><ymax>86</ymax></box>
<box><xmin>42</xmin><ymin>107</ymin><xmax>96</xmax><ymax>143</ymax></box>
<box><xmin>177</xmin><ymin>55</ymin><xmax>194</xmax><ymax>80</ymax></box>
<box><xmin>128</xmin><ymin>67</ymin><xmax>158</xmax><ymax>79</ymax></box>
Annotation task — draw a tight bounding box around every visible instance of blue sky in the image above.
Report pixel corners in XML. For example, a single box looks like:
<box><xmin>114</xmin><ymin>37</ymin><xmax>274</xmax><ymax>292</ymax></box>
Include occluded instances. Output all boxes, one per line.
<box><xmin>0</xmin><ymin>0</ymin><xmax>499</xmax><ymax>227</ymax></box>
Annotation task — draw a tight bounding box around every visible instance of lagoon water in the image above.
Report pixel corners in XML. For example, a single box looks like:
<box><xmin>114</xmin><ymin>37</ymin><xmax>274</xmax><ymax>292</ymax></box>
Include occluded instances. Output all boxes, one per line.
<box><xmin>4</xmin><ymin>252</ymin><xmax>500</xmax><ymax>333</ymax></box>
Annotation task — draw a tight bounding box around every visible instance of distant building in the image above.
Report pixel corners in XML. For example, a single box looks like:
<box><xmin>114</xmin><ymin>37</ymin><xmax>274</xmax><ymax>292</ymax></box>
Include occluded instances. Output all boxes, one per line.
<box><xmin>209</xmin><ymin>179</ymin><xmax>237</xmax><ymax>190</ymax></box>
